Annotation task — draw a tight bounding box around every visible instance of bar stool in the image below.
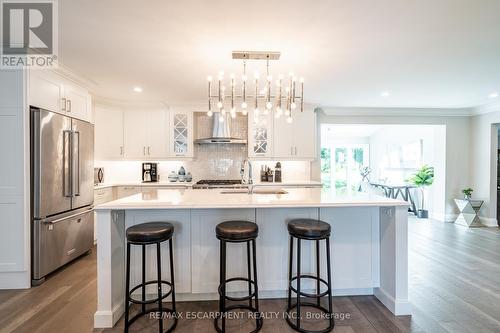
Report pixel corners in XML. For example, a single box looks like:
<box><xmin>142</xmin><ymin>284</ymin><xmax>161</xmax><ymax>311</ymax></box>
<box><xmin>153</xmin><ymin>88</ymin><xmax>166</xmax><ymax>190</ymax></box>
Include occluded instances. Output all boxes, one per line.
<box><xmin>125</xmin><ymin>222</ymin><xmax>177</xmax><ymax>333</ymax></box>
<box><xmin>214</xmin><ymin>220</ymin><xmax>263</xmax><ymax>333</ymax></box>
<box><xmin>286</xmin><ymin>219</ymin><xmax>334</xmax><ymax>333</ymax></box>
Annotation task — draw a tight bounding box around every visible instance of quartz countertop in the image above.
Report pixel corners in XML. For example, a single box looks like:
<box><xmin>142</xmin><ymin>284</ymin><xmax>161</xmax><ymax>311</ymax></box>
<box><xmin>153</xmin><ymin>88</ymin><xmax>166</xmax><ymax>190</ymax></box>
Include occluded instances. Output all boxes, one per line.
<box><xmin>95</xmin><ymin>188</ymin><xmax>408</xmax><ymax>210</ymax></box>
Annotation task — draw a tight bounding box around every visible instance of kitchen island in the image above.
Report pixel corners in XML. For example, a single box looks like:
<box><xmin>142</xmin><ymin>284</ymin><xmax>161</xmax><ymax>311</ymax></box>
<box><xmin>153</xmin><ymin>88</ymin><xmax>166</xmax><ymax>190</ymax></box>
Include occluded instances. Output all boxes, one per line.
<box><xmin>94</xmin><ymin>188</ymin><xmax>410</xmax><ymax>328</ymax></box>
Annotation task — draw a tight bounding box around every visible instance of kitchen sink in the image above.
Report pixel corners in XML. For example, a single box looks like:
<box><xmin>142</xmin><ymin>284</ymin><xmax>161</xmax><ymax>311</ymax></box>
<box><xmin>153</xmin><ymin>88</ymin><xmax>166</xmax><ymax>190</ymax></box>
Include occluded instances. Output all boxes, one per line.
<box><xmin>220</xmin><ymin>189</ymin><xmax>288</xmax><ymax>195</ymax></box>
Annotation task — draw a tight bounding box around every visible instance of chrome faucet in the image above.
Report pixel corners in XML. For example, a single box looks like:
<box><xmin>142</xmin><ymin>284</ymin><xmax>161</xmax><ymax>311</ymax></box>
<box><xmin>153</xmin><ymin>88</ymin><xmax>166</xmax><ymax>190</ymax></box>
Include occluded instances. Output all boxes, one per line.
<box><xmin>240</xmin><ymin>159</ymin><xmax>254</xmax><ymax>194</ymax></box>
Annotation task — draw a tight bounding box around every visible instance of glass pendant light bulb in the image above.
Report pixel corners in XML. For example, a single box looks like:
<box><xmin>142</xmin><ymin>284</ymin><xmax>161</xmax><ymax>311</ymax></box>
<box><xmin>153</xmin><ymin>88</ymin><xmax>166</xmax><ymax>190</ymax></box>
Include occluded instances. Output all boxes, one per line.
<box><xmin>300</xmin><ymin>77</ymin><xmax>305</xmax><ymax>83</ymax></box>
<box><xmin>286</xmin><ymin>116</ymin><xmax>293</xmax><ymax>124</ymax></box>
<box><xmin>267</xmin><ymin>75</ymin><xmax>272</xmax><ymax>81</ymax></box>
<box><xmin>221</xmin><ymin>108</ymin><xmax>226</xmax><ymax>116</ymax></box>
<box><xmin>207</xmin><ymin>76</ymin><xmax>213</xmax><ymax>82</ymax></box>
<box><xmin>242</xmin><ymin>74</ymin><xmax>247</xmax><ymax>82</ymax></box>
<box><xmin>266</xmin><ymin>101</ymin><xmax>273</xmax><ymax>109</ymax></box>
<box><xmin>285</xmin><ymin>109</ymin><xmax>290</xmax><ymax>117</ymax></box>
<box><xmin>242</xmin><ymin>109</ymin><xmax>248</xmax><ymax>116</ymax></box>
<box><xmin>207</xmin><ymin>110</ymin><xmax>213</xmax><ymax>117</ymax></box>
<box><xmin>241</xmin><ymin>101</ymin><xmax>247</xmax><ymax>109</ymax></box>
<box><xmin>217</xmin><ymin>101</ymin><xmax>223</xmax><ymax>109</ymax></box>
<box><xmin>291</xmin><ymin>102</ymin><xmax>297</xmax><ymax>110</ymax></box>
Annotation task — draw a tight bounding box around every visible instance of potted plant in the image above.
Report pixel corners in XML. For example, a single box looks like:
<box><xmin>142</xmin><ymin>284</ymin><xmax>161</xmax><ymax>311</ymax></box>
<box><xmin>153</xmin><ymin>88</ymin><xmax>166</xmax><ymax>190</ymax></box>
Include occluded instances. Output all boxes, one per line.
<box><xmin>409</xmin><ymin>165</ymin><xmax>434</xmax><ymax>218</ymax></box>
<box><xmin>462</xmin><ymin>188</ymin><xmax>473</xmax><ymax>200</ymax></box>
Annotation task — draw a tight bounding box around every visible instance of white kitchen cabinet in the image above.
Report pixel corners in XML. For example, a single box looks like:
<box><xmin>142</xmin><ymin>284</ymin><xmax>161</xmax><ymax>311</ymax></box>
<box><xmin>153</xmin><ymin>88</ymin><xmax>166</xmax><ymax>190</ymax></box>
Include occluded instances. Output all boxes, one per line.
<box><xmin>169</xmin><ymin>111</ymin><xmax>193</xmax><ymax>158</ymax></box>
<box><xmin>28</xmin><ymin>69</ymin><xmax>92</xmax><ymax>122</ymax></box>
<box><xmin>28</xmin><ymin>70</ymin><xmax>63</xmax><ymax>112</ymax></box>
<box><xmin>124</xmin><ymin>110</ymin><xmax>169</xmax><ymax>159</ymax></box>
<box><xmin>248</xmin><ymin>109</ymin><xmax>274</xmax><ymax>158</ymax></box>
<box><xmin>63</xmin><ymin>81</ymin><xmax>92</xmax><ymax>122</ymax></box>
<box><xmin>273</xmin><ymin>108</ymin><xmax>316</xmax><ymax>159</ymax></box>
<box><xmin>123</xmin><ymin>111</ymin><xmax>150</xmax><ymax>159</ymax></box>
<box><xmin>94</xmin><ymin>187</ymin><xmax>115</xmax><ymax>205</ymax></box>
<box><xmin>148</xmin><ymin>110</ymin><xmax>169</xmax><ymax>158</ymax></box>
<box><xmin>94</xmin><ymin>105</ymin><xmax>124</xmax><ymax>160</ymax></box>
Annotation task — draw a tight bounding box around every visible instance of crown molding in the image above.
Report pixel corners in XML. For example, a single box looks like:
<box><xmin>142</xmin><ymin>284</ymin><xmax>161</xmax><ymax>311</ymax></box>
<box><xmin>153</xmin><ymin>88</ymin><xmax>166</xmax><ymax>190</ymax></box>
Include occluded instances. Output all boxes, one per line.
<box><xmin>471</xmin><ymin>101</ymin><xmax>500</xmax><ymax>116</ymax></box>
<box><xmin>318</xmin><ymin>106</ymin><xmax>474</xmax><ymax>117</ymax></box>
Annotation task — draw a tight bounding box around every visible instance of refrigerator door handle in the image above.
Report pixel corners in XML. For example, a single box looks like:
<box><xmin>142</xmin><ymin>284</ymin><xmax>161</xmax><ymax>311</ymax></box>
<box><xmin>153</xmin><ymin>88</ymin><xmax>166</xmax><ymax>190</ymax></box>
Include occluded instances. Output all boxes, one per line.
<box><xmin>63</xmin><ymin>130</ymin><xmax>72</xmax><ymax>197</ymax></box>
<box><xmin>72</xmin><ymin>131</ymin><xmax>81</xmax><ymax>197</ymax></box>
<box><xmin>43</xmin><ymin>208</ymin><xmax>93</xmax><ymax>224</ymax></box>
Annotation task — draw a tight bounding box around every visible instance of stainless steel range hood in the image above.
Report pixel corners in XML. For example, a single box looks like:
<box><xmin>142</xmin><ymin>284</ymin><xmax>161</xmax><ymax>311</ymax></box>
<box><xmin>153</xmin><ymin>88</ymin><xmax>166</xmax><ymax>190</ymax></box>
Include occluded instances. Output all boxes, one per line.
<box><xmin>195</xmin><ymin>112</ymin><xmax>247</xmax><ymax>144</ymax></box>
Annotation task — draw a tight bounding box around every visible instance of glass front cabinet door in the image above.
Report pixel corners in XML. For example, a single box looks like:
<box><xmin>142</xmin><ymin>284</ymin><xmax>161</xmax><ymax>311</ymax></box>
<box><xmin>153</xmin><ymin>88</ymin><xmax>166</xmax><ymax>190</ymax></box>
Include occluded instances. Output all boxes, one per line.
<box><xmin>169</xmin><ymin>111</ymin><xmax>193</xmax><ymax>158</ymax></box>
<box><xmin>248</xmin><ymin>108</ymin><xmax>273</xmax><ymax>158</ymax></box>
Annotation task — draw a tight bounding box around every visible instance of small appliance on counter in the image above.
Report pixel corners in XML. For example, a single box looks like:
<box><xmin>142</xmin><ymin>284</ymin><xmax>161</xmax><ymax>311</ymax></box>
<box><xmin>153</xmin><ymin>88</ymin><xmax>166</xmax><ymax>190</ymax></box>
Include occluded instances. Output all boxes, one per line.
<box><xmin>94</xmin><ymin>167</ymin><xmax>104</xmax><ymax>185</ymax></box>
<box><xmin>142</xmin><ymin>162</ymin><xmax>159</xmax><ymax>182</ymax></box>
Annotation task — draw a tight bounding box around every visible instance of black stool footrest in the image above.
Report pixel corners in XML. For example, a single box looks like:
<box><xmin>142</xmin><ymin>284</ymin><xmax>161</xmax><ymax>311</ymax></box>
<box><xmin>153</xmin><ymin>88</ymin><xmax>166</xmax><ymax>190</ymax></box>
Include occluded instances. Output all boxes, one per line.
<box><xmin>285</xmin><ymin>301</ymin><xmax>334</xmax><ymax>333</ymax></box>
<box><xmin>127</xmin><ymin>307</ymin><xmax>178</xmax><ymax>333</ymax></box>
<box><xmin>289</xmin><ymin>275</ymin><xmax>331</xmax><ymax>298</ymax></box>
<box><xmin>218</xmin><ymin>277</ymin><xmax>257</xmax><ymax>302</ymax></box>
<box><xmin>214</xmin><ymin>304</ymin><xmax>264</xmax><ymax>333</ymax></box>
<box><xmin>129</xmin><ymin>280</ymin><xmax>173</xmax><ymax>305</ymax></box>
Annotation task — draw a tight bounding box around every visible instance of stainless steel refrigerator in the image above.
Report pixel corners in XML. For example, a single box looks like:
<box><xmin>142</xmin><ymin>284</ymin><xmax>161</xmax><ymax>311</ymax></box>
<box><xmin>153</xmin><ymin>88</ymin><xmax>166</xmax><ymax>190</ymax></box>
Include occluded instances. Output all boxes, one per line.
<box><xmin>31</xmin><ymin>107</ymin><xmax>94</xmax><ymax>285</ymax></box>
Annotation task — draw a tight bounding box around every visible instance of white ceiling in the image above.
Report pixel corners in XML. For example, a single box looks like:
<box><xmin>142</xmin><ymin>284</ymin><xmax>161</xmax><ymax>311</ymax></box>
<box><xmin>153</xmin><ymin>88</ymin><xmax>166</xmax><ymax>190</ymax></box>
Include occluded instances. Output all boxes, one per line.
<box><xmin>60</xmin><ymin>0</ymin><xmax>500</xmax><ymax>109</ymax></box>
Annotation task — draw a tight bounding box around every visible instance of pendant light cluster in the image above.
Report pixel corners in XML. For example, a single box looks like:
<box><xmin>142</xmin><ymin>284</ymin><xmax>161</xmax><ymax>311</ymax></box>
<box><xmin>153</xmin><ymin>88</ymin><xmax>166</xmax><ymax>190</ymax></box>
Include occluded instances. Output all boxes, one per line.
<box><xmin>207</xmin><ymin>51</ymin><xmax>304</xmax><ymax>124</ymax></box>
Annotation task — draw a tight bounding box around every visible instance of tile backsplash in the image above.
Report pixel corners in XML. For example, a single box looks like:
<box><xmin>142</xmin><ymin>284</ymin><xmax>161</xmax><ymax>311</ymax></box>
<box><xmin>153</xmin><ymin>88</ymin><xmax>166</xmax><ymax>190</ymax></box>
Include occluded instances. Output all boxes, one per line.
<box><xmin>95</xmin><ymin>113</ymin><xmax>311</xmax><ymax>183</ymax></box>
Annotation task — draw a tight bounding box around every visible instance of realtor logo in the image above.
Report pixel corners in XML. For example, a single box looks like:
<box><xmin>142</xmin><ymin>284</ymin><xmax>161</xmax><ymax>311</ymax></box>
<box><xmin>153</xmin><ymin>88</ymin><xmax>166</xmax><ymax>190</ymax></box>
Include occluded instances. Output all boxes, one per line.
<box><xmin>1</xmin><ymin>0</ymin><xmax>58</xmax><ymax>68</ymax></box>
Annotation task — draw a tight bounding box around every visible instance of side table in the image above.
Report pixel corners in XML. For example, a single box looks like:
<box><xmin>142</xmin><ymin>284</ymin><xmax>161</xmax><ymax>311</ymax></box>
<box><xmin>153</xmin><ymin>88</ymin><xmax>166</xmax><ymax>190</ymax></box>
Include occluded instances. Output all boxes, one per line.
<box><xmin>454</xmin><ymin>199</ymin><xmax>484</xmax><ymax>227</ymax></box>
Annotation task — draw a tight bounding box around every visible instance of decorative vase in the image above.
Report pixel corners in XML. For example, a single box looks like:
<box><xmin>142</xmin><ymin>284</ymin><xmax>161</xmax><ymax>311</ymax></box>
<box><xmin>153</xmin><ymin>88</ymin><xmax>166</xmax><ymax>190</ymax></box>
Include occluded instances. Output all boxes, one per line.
<box><xmin>464</xmin><ymin>194</ymin><xmax>471</xmax><ymax>200</ymax></box>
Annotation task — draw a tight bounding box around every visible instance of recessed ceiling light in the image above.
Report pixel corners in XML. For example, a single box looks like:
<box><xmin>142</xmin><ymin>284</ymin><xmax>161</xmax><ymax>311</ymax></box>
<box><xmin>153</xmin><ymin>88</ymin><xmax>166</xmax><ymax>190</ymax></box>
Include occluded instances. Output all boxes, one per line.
<box><xmin>489</xmin><ymin>92</ymin><xmax>499</xmax><ymax>99</ymax></box>
<box><xmin>133</xmin><ymin>86</ymin><xmax>143</xmax><ymax>93</ymax></box>
<box><xmin>381</xmin><ymin>91</ymin><xmax>390</xmax><ymax>97</ymax></box>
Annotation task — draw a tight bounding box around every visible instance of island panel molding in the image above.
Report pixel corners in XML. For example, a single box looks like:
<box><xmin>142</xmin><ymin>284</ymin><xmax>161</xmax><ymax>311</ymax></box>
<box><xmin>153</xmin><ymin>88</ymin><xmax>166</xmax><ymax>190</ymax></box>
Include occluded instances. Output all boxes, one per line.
<box><xmin>93</xmin><ymin>189</ymin><xmax>410</xmax><ymax>328</ymax></box>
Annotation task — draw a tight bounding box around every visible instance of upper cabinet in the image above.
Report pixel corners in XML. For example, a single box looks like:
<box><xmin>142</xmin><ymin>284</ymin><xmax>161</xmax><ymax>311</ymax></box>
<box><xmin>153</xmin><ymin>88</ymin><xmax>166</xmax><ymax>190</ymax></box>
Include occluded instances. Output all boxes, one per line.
<box><xmin>94</xmin><ymin>105</ymin><xmax>124</xmax><ymax>160</ymax></box>
<box><xmin>273</xmin><ymin>108</ymin><xmax>316</xmax><ymax>159</ymax></box>
<box><xmin>248</xmin><ymin>109</ymin><xmax>274</xmax><ymax>158</ymax></box>
<box><xmin>28</xmin><ymin>70</ymin><xmax>92</xmax><ymax>122</ymax></box>
<box><xmin>169</xmin><ymin>111</ymin><xmax>194</xmax><ymax>158</ymax></box>
<box><xmin>123</xmin><ymin>110</ymin><xmax>169</xmax><ymax>159</ymax></box>
<box><xmin>94</xmin><ymin>106</ymin><xmax>183</xmax><ymax>160</ymax></box>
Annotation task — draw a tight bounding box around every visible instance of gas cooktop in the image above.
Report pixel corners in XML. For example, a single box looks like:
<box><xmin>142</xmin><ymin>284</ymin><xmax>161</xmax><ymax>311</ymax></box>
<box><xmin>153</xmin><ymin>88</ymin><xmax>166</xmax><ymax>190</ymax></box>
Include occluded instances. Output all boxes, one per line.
<box><xmin>192</xmin><ymin>179</ymin><xmax>245</xmax><ymax>189</ymax></box>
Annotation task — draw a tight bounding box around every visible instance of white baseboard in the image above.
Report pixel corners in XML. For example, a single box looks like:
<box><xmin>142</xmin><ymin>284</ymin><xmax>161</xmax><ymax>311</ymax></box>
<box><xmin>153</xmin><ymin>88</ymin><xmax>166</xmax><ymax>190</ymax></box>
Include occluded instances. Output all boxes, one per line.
<box><xmin>479</xmin><ymin>217</ymin><xmax>499</xmax><ymax>227</ymax></box>
<box><xmin>0</xmin><ymin>271</ymin><xmax>30</xmax><ymax>289</ymax></box>
<box><xmin>430</xmin><ymin>212</ymin><xmax>457</xmax><ymax>223</ymax></box>
<box><xmin>374</xmin><ymin>287</ymin><xmax>411</xmax><ymax>316</ymax></box>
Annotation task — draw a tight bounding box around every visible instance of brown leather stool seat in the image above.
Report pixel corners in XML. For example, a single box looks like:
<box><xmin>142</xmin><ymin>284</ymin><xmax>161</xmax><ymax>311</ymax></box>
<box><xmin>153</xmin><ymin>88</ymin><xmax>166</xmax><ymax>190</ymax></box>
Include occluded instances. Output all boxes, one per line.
<box><xmin>216</xmin><ymin>220</ymin><xmax>258</xmax><ymax>241</ymax></box>
<box><xmin>287</xmin><ymin>218</ymin><xmax>331</xmax><ymax>239</ymax></box>
<box><xmin>126</xmin><ymin>222</ymin><xmax>174</xmax><ymax>243</ymax></box>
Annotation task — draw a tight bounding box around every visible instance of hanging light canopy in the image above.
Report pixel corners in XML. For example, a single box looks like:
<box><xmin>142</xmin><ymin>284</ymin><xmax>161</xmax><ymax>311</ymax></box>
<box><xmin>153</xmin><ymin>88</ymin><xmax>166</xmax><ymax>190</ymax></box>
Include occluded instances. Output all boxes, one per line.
<box><xmin>207</xmin><ymin>51</ymin><xmax>304</xmax><ymax>123</ymax></box>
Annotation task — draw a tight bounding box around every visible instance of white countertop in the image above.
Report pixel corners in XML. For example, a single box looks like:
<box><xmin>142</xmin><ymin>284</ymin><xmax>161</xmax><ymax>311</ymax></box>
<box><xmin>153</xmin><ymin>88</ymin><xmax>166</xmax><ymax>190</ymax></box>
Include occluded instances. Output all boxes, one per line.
<box><xmin>94</xmin><ymin>180</ymin><xmax>322</xmax><ymax>190</ymax></box>
<box><xmin>95</xmin><ymin>187</ymin><xmax>408</xmax><ymax>210</ymax></box>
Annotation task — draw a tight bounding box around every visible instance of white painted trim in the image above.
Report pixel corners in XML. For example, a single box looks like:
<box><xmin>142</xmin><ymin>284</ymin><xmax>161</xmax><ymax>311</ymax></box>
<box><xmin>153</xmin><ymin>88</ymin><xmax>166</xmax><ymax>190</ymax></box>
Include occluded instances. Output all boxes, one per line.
<box><xmin>479</xmin><ymin>217</ymin><xmax>498</xmax><ymax>227</ymax></box>
<box><xmin>0</xmin><ymin>271</ymin><xmax>30</xmax><ymax>289</ymax></box>
<box><xmin>319</xmin><ymin>106</ymin><xmax>473</xmax><ymax>117</ymax></box>
<box><xmin>432</xmin><ymin>212</ymin><xmax>458</xmax><ymax>222</ymax></box>
<box><xmin>94</xmin><ymin>302</ymin><xmax>124</xmax><ymax>329</ymax></box>
<box><xmin>374</xmin><ymin>287</ymin><xmax>412</xmax><ymax>316</ymax></box>
<box><xmin>472</xmin><ymin>101</ymin><xmax>500</xmax><ymax>116</ymax></box>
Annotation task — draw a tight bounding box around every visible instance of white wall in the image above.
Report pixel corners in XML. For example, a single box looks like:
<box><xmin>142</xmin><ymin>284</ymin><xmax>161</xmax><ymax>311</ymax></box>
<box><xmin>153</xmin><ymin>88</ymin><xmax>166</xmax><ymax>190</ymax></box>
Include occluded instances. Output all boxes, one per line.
<box><xmin>469</xmin><ymin>107</ymin><xmax>500</xmax><ymax>226</ymax></box>
<box><xmin>313</xmin><ymin>108</ymin><xmax>470</xmax><ymax>221</ymax></box>
<box><xmin>367</xmin><ymin>125</ymin><xmax>446</xmax><ymax>219</ymax></box>
<box><xmin>0</xmin><ymin>69</ymin><xmax>30</xmax><ymax>288</ymax></box>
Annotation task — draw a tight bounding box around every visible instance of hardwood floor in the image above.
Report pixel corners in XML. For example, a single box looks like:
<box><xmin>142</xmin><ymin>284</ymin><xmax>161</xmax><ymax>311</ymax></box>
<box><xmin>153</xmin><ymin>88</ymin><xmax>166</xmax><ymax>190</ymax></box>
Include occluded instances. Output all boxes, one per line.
<box><xmin>1</xmin><ymin>217</ymin><xmax>499</xmax><ymax>333</ymax></box>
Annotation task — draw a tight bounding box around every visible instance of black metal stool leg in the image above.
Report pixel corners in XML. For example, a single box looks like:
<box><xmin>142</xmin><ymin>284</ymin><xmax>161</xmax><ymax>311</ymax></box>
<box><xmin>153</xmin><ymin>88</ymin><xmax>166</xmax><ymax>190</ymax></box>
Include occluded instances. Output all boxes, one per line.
<box><xmin>252</xmin><ymin>239</ymin><xmax>260</xmax><ymax>322</ymax></box>
<box><xmin>288</xmin><ymin>236</ymin><xmax>293</xmax><ymax>310</ymax></box>
<box><xmin>316</xmin><ymin>240</ymin><xmax>320</xmax><ymax>307</ymax></box>
<box><xmin>169</xmin><ymin>239</ymin><xmax>176</xmax><ymax>315</ymax></box>
<box><xmin>156</xmin><ymin>242</ymin><xmax>163</xmax><ymax>333</ymax></box>
<box><xmin>247</xmin><ymin>241</ymin><xmax>253</xmax><ymax>309</ymax></box>
<box><xmin>326</xmin><ymin>237</ymin><xmax>334</xmax><ymax>328</ymax></box>
<box><xmin>125</xmin><ymin>243</ymin><xmax>131</xmax><ymax>333</ymax></box>
<box><xmin>142</xmin><ymin>244</ymin><xmax>146</xmax><ymax>314</ymax></box>
<box><xmin>220</xmin><ymin>240</ymin><xmax>226</xmax><ymax>332</ymax></box>
<box><xmin>296</xmin><ymin>238</ymin><xmax>301</xmax><ymax>329</ymax></box>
